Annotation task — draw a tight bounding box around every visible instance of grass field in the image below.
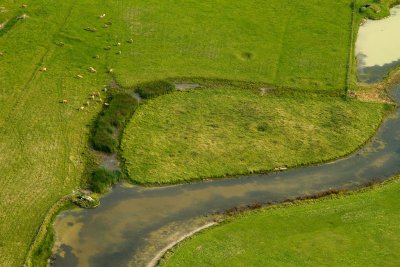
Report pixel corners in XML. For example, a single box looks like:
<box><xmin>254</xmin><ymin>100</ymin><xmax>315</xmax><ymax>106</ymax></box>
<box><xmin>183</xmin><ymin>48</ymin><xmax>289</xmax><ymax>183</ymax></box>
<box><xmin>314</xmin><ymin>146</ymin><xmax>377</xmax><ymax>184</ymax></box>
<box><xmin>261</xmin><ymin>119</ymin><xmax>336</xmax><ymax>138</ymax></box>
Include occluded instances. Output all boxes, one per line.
<box><xmin>0</xmin><ymin>1</ymin><xmax>112</xmax><ymax>265</ymax></box>
<box><xmin>0</xmin><ymin>0</ymin><xmax>395</xmax><ymax>266</ymax></box>
<box><xmin>161</xmin><ymin>177</ymin><xmax>400</xmax><ymax>266</ymax></box>
<box><xmin>122</xmin><ymin>88</ymin><xmax>387</xmax><ymax>184</ymax></box>
<box><xmin>110</xmin><ymin>0</ymin><xmax>353</xmax><ymax>91</ymax></box>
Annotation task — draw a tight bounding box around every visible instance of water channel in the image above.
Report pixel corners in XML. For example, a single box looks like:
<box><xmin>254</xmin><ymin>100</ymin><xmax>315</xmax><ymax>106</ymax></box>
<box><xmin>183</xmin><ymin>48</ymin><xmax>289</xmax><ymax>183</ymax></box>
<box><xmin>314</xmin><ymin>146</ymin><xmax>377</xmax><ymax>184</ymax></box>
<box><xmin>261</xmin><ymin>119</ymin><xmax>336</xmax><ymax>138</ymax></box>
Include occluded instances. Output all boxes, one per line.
<box><xmin>52</xmin><ymin>6</ymin><xmax>400</xmax><ymax>267</ymax></box>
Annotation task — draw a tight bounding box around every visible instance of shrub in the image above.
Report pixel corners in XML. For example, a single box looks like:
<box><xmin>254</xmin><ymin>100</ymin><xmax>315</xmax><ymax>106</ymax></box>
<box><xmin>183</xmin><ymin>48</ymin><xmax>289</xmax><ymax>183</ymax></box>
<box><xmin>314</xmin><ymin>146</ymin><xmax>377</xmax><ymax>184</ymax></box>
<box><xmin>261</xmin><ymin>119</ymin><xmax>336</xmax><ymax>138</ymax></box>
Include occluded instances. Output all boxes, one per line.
<box><xmin>91</xmin><ymin>93</ymin><xmax>138</xmax><ymax>153</ymax></box>
<box><xmin>135</xmin><ymin>80</ymin><xmax>175</xmax><ymax>99</ymax></box>
<box><xmin>90</xmin><ymin>167</ymin><xmax>121</xmax><ymax>193</ymax></box>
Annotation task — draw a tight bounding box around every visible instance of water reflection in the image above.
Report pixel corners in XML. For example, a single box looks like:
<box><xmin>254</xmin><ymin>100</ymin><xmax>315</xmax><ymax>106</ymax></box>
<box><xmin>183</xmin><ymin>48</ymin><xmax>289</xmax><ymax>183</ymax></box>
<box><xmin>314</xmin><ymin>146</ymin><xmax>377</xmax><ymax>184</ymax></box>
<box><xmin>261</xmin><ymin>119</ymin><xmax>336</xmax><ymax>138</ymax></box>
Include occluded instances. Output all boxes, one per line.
<box><xmin>53</xmin><ymin>87</ymin><xmax>400</xmax><ymax>267</ymax></box>
<box><xmin>356</xmin><ymin>5</ymin><xmax>400</xmax><ymax>82</ymax></box>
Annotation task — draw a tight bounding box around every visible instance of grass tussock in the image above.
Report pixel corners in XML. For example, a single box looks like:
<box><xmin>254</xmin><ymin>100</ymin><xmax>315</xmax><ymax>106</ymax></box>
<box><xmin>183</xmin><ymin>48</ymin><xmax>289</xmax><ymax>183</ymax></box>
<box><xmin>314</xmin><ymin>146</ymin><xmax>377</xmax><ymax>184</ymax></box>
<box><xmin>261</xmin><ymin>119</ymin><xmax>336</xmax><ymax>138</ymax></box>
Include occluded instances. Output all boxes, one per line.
<box><xmin>134</xmin><ymin>80</ymin><xmax>175</xmax><ymax>99</ymax></box>
<box><xmin>90</xmin><ymin>167</ymin><xmax>122</xmax><ymax>193</ymax></box>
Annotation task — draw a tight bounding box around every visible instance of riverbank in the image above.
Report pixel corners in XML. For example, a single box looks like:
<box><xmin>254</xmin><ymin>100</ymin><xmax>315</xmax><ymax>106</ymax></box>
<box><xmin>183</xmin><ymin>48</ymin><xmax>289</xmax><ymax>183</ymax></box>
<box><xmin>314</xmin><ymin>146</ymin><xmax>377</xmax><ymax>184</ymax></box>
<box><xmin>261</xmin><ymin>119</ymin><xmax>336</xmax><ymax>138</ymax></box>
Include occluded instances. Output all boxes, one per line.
<box><xmin>161</xmin><ymin>175</ymin><xmax>400</xmax><ymax>266</ymax></box>
<box><xmin>22</xmin><ymin>1</ymin><xmax>400</xmax><ymax>266</ymax></box>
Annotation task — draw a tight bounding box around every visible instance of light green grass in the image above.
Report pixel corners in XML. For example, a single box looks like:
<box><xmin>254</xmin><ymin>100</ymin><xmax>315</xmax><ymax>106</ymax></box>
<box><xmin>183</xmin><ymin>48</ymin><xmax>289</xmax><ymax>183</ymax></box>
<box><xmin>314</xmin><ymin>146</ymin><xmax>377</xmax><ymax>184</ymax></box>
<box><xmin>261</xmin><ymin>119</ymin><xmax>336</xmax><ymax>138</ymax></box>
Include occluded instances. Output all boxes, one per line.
<box><xmin>111</xmin><ymin>0</ymin><xmax>353</xmax><ymax>91</ymax></box>
<box><xmin>162</xmin><ymin>177</ymin><xmax>400</xmax><ymax>267</ymax></box>
<box><xmin>0</xmin><ymin>1</ymin><xmax>113</xmax><ymax>266</ymax></box>
<box><xmin>122</xmin><ymin>88</ymin><xmax>387</xmax><ymax>184</ymax></box>
<box><xmin>0</xmin><ymin>0</ymin><xmax>392</xmax><ymax>266</ymax></box>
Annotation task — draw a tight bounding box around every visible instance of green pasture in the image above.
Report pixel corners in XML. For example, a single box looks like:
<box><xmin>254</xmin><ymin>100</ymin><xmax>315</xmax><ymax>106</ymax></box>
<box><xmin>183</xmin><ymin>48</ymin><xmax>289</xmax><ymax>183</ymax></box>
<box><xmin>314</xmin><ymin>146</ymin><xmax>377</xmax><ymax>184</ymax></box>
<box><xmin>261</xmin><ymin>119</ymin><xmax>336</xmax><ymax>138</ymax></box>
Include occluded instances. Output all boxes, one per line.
<box><xmin>122</xmin><ymin>88</ymin><xmax>387</xmax><ymax>184</ymax></box>
<box><xmin>0</xmin><ymin>0</ymin><xmax>395</xmax><ymax>266</ymax></box>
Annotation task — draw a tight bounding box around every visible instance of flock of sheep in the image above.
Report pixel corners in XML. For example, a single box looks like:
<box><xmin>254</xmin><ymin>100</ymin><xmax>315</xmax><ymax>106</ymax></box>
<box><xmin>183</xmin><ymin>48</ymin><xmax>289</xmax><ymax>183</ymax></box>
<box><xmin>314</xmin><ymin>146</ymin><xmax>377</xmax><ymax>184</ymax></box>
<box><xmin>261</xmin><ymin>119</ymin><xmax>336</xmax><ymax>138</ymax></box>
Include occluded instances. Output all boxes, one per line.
<box><xmin>1</xmin><ymin>5</ymin><xmax>134</xmax><ymax>112</ymax></box>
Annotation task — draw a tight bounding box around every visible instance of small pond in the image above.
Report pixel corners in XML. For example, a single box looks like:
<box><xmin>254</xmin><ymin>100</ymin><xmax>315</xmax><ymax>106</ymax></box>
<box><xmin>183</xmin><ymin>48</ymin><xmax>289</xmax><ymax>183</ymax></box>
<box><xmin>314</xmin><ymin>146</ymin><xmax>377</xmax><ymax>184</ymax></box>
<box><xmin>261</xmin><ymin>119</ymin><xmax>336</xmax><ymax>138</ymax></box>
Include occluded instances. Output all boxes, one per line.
<box><xmin>52</xmin><ymin>6</ymin><xmax>400</xmax><ymax>267</ymax></box>
<box><xmin>356</xmin><ymin>5</ymin><xmax>400</xmax><ymax>83</ymax></box>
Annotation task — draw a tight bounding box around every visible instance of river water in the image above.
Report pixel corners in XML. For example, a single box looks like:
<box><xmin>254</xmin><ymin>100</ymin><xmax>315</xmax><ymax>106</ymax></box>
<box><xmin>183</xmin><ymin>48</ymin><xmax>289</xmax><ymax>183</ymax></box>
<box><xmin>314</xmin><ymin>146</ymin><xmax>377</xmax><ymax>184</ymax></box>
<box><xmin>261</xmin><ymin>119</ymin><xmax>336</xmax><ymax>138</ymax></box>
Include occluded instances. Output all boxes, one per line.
<box><xmin>52</xmin><ymin>6</ymin><xmax>400</xmax><ymax>267</ymax></box>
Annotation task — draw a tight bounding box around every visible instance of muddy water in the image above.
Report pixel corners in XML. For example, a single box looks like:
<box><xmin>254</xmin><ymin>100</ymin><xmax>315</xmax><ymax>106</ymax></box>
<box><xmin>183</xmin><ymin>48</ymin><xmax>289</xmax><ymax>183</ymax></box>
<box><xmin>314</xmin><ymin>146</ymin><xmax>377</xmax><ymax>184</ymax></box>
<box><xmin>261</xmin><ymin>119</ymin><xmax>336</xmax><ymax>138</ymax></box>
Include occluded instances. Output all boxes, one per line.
<box><xmin>356</xmin><ymin>5</ymin><xmax>400</xmax><ymax>83</ymax></box>
<box><xmin>52</xmin><ymin>8</ymin><xmax>400</xmax><ymax>266</ymax></box>
<box><xmin>52</xmin><ymin>86</ymin><xmax>400</xmax><ymax>267</ymax></box>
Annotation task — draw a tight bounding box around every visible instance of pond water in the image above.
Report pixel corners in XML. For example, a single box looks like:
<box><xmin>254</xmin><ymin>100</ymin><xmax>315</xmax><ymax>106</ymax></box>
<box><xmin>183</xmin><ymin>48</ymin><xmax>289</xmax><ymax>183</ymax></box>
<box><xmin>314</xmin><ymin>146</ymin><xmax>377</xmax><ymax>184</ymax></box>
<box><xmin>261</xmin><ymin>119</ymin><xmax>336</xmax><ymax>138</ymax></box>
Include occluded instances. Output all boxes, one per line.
<box><xmin>52</xmin><ymin>6</ymin><xmax>400</xmax><ymax>267</ymax></box>
<box><xmin>356</xmin><ymin>5</ymin><xmax>400</xmax><ymax>83</ymax></box>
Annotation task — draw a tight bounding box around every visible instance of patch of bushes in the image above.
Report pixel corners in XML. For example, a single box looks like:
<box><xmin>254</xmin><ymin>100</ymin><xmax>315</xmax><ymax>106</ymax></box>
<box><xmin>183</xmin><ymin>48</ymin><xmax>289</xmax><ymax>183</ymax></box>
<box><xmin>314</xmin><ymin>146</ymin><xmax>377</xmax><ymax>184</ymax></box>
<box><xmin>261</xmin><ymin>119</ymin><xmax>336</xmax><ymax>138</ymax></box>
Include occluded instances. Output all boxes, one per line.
<box><xmin>91</xmin><ymin>93</ymin><xmax>138</xmax><ymax>153</ymax></box>
<box><xmin>90</xmin><ymin>167</ymin><xmax>122</xmax><ymax>193</ymax></box>
<box><xmin>135</xmin><ymin>80</ymin><xmax>175</xmax><ymax>99</ymax></box>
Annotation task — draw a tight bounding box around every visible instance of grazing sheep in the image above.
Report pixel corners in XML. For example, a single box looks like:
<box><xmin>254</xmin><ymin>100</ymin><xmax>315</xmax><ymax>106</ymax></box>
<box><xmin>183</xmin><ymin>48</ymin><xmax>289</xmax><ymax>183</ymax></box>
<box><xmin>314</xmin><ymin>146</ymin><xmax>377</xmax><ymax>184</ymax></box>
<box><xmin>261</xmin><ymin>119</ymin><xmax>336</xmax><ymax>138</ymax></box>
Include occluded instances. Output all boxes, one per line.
<box><xmin>77</xmin><ymin>74</ymin><xmax>83</xmax><ymax>79</ymax></box>
<box><xmin>17</xmin><ymin>14</ymin><xmax>28</xmax><ymax>20</ymax></box>
<box><xmin>40</xmin><ymin>67</ymin><xmax>47</xmax><ymax>72</ymax></box>
<box><xmin>0</xmin><ymin>52</ymin><xmax>3</xmax><ymax>56</ymax></box>
<box><xmin>93</xmin><ymin>55</ymin><xmax>100</xmax><ymax>59</ymax></box>
<box><xmin>84</xmin><ymin>27</ymin><xmax>97</xmax><ymax>32</ymax></box>
<box><xmin>127</xmin><ymin>39</ymin><xmax>134</xmax><ymax>43</ymax></box>
<box><xmin>21</xmin><ymin>4</ymin><xmax>28</xmax><ymax>8</ymax></box>
<box><xmin>104</xmin><ymin>102</ymin><xmax>110</xmax><ymax>106</ymax></box>
<box><xmin>104</xmin><ymin>46</ymin><xmax>111</xmax><ymax>50</ymax></box>
<box><xmin>103</xmin><ymin>88</ymin><xmax>108</xmax><ymax>93</ymax></box>
<box><xmin>116</xmin><ymin>51</ymin><xmax>121</xmax><ymax>55</ymax></box>
<box><xmin>61</xmin><ymin>99</ymin><xmax>68</xmax><ymax>104</ymax></box>
<box><xmin>107</xmin><ymin>68</ymin><xmax>114</xmax><ymax>73</ymax></box>
<box><xmin>79</xmin><ymin>106</ymin><xmax>85</xmax><ymax>111</ymax></box>
<box><xmin>89</xmin><ymin>67</ymin><xmax>97</xmax><ymax>73</ymax></box>
<box><xmin>99</xmin><ymin>14</ymin><xmax>106</xmax><ymax>19</ymax></box>
<box><xmin>117</xmin><ymin>42</ymin><xmax>121</xmax><ymax>46</ymax></box>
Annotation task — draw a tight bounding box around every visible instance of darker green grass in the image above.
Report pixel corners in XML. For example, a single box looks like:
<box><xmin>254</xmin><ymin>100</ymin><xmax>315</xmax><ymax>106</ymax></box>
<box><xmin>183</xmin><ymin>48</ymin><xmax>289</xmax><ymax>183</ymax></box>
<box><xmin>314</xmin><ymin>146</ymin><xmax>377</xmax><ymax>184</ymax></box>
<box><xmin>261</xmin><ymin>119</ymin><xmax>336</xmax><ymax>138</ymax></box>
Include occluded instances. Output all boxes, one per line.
<box><xmin>135</xmin><ymin>80</ymin><xmax>175</xmax><ymax>99</ymax></box>
<box><xmin>91</xmin><ymin>93</ymin><xmax>138</xmax><ymax>153</ymax></box>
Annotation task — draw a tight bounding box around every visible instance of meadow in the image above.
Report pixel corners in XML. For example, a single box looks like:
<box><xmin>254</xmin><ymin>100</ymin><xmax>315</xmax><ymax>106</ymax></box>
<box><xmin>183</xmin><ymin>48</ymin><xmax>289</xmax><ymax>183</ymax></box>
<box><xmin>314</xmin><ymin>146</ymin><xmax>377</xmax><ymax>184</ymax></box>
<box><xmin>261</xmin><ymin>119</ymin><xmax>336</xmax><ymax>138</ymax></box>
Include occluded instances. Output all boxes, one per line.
<box><xmin>122</xmin><ymin>88</ymin><xmax>387</xmax><ymax>184</ymax></box>
<box><xmin>110</xmin><ymin>0</ymin><xmax>353</xmax><ymax>91</ymax></box>
<box><xmin>0</xmin><ymin>0</ymin><xmax>395</xmax><ymax>266</ymax></box>
<box><xmin>162</xmin><ymin>177</ymin><xmax>400</xmax><ymax>266</ymax></box>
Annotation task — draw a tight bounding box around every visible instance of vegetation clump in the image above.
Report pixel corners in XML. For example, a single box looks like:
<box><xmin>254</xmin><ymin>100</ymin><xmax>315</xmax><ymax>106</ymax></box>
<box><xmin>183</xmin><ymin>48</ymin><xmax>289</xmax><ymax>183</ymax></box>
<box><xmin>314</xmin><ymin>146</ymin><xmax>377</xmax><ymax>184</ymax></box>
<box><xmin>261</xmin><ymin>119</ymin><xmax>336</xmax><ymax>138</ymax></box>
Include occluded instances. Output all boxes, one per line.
<box><xmin>91</xmin><ymin>93</ymin><xmax>138</xmax><ymax>153</ymax></box>
<box><xmin>134</xmin><ymin>80</ymin><xmax>175</xmax><ymax>99</ymax></box>
<box><xmin>89</xmin><ymin>167</ymin><xmax>122</xmax><ymax>193</ymax></box>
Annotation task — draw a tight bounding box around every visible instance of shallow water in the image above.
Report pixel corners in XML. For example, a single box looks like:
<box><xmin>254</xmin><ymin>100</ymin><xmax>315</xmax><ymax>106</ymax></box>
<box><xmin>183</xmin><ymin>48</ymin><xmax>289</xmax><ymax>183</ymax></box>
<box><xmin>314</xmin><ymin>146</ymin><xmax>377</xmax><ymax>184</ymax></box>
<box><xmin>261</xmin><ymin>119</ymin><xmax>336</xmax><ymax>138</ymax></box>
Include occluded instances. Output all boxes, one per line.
<box><xmin>52</xmin><ymin>7</ymin><xmax>400</xmax><ymax>266</ymax></box>
<box><xmin>52</xmin><ymin>86</ymin><xmax>400</xmax><ymax>267</ymax></box>
<box><xmin>356</xmin><ymin>5</ymin><xmax>400</xmax><ymax>83</ymax></box>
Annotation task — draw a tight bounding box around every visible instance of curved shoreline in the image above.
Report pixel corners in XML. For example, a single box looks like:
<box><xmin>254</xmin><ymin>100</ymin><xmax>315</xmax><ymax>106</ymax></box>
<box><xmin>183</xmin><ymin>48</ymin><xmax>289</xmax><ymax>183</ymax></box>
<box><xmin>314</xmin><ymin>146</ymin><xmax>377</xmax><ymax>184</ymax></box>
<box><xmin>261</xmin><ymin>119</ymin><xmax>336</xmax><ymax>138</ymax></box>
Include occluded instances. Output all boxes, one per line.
<box><xmin>146</xmin><ymin>222</ymin><xmax>217</xmax><ymax>267</ymax></box>
<box><xmin>51</xmin><ymin>82</ymin><xmax>400</xmax><ymax>267</ymax></box>
<box><xmin>25</xmin><ymin>2</ymin><xmax>400</xmax><ymax>266</ymax></box>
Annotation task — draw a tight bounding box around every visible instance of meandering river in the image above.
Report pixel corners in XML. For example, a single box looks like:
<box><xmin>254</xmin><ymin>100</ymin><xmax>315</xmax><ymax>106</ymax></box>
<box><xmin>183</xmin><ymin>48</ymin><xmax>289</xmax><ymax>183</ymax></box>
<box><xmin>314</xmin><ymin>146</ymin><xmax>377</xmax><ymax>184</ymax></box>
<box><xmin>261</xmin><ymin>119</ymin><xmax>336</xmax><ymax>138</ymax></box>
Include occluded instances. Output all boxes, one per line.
<box><xmin>52</xmin><ymin>6</ymin><xmax>400</xmax><ymax>267</ymax></box>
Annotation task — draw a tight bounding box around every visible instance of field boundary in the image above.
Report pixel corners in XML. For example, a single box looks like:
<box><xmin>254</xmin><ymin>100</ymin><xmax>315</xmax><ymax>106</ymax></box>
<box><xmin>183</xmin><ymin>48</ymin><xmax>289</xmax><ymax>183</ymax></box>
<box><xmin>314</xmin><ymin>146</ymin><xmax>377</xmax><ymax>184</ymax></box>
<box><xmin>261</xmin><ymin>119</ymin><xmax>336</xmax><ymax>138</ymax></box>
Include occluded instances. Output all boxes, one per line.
<box><xmin>346</xmin><ymin>0</ymin><xmax>357</xmax><ymax>95</ymax></box>
<box><xmin>148</xmin><ymin>222</ymin><xmax>217</xmax><ymax>267</ymax></box>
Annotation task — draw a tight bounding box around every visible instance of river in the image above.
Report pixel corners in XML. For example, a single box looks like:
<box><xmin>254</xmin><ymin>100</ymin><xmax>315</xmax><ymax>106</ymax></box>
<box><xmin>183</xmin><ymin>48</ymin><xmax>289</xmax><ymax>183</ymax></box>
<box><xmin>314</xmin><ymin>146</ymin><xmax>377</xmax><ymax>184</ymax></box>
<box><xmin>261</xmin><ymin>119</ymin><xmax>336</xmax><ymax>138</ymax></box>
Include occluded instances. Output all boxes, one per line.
<box><xmin>52</xmin><ymin>6</ymin><xmax>400</xmax><ymax>267</ymax></box>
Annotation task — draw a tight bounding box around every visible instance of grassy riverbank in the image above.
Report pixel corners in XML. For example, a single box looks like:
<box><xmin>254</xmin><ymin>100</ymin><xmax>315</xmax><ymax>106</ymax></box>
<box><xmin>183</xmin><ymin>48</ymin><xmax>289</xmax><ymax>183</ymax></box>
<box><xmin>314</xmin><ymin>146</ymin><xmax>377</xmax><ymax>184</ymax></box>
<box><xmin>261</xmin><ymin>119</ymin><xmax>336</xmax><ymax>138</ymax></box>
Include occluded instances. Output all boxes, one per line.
<box><xmin>122</xmin><ymin>88</ymin><xmax>388</xmax><ymax>184</ymax></box>
<box><xmin>161</xmin><ymin>176</ymin><xmax>400</xmax><ymax>266</ymax></box>
<box><xmin>0</xmin><ymin>0</ymin><xmax>396</xmax><ymax>266</ymax></box>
